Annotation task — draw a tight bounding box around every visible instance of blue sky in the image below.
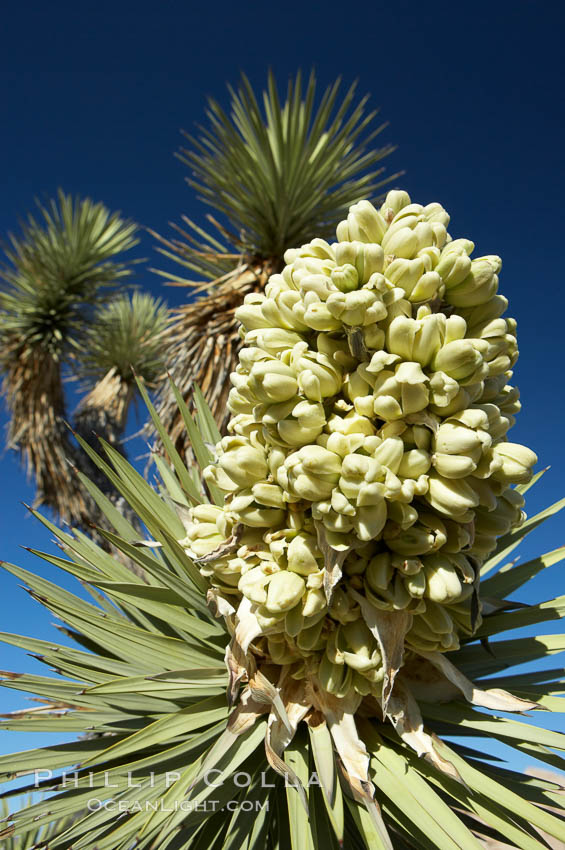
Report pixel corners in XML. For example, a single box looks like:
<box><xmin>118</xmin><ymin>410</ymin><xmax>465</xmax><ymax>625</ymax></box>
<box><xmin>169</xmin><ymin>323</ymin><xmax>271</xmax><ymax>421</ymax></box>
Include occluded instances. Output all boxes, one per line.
<box><xmin>1</xmin><ymin>0</ymin><xmax>564</xmax><ymax>780</ymax></box>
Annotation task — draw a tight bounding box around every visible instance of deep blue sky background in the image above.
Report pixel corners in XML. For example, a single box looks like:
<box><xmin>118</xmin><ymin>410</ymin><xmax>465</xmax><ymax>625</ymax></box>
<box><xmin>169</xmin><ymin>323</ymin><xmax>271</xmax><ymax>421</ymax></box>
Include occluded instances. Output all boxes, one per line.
<box><xmin>1</xmin><ymin>0</ymin><xmax>564</xmax><ymax>781</ymax></box>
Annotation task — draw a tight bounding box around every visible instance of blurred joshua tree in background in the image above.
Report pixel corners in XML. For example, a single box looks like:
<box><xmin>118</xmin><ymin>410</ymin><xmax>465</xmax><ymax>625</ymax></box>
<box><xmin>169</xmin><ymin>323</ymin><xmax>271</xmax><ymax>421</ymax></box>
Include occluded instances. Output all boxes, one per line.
<box><xmin>152</xmin><ymin>70</ymin><xmax>398</xmax><ymax>445</ymax></box>
<box><xmin>0</xmin><ymin>71</ymin><xmax>397</xmax><ymax>531</ymax></box>
<box><xmin>0</xmin><ymin>192</ymin><xmax>168</xmax><ymax>529</ymax></box>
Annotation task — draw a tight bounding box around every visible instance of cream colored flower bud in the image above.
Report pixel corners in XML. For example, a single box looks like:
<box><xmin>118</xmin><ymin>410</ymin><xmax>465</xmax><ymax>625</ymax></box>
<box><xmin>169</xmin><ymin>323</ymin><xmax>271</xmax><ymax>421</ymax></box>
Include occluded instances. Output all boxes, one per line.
<box><xmin>387</xmin><ymin>313</ymin><xmax>445</xmax><ymax>366</ymax></box>
<box><xmin>204</xmin><ymin>462</ymin><xmax>241</xmax><ymax>493</ymax></box>
<box><xmin>366</xmin><ymin>553</ymin><xmax>394</xmax><ymax>591</ymax></box>
<box><xmin>326</xmin><ymin>288</ymin><xmax>387</xmax><ymax>326</ymax></box>
<box><xmin>261</xmin><ymin>288</ymin><xmax>309</xmax><ymax>331</ymax></box>
<box><xmin>244</xmin><ymin>327</ymin><xmax>304</xmax><ymax>356</ymax></box>
<box><xmin>230</xmin><ymin>491</ymin><xmax>286</xmax><ymax>528</ymax></box>
<box><xmin>338</xmin><ymin>454</ymin><xmax>385</xmax><ymax>503</ymax></box>
<box><xmin>183</xmin><ymin>523</ymin><xmax>225</xmax><ymax>558</ymax></box>
<box><xmin>435</xmin><ymin>419</ymin><xmax>484</xmax><ymax>455</ymax></box>
<box><xmin>247</xmin><ymin>359</ymin><xmax>298</xmax><ymax>403</ymax></box>
<box><xmin>355</xmin><ymin>503</ymin><xmax>388</xmax><ymax>541</ymax></box>
<box><xmin>473</xmin><ymin>506</ymin><xmax>513</xmax><ymax>537</ymax></box>
<box><xmin>432</xmin><ymin>339</ymin><xmax>487</xmax><ymax>384</ymax></box>
<box><xmin>354</xmin><ymin>242</ymin><xmax>385</xmax><ymax>281</ymax></box>
<box><xmin>264</xmin><ymin>570</ymin><xmax>306</xmax><ymax>614</ymax></box>
<box><xmin>381</xmin><ymin>225</ymin><xmax>420</xmax><ymax>258</ymax></box>
<box><xmin>410</xmin><ymin>271</ymin><xmax>443</xmax><ymax>302</ymax></box>
<box><xmin>385</xmin><ymin>257</ymin><xmax>425</xmax><ymax>295</ymax></box>
<box><xmin>287</xmin><ymin>533</ymin><xmax>320</xmax><ymax>575</ymax></box>
<box><xmin>339</xmin><ymin>621</ymin><xmax>382</xmax><ymax>671</ymax></box>
<box><xmin>330</xmin><ymin>263</ymin><xmax>359</xmax><ymax>293</ymax></box>
<box><xmin>385</xmin><ymin>526</ymin><xmax>437</xmax><ymax>557</ymax></box>
<box><xmin>428</xmin><ymin>370</ymin><xmax>461</xmax><ymax>409</ymax></box>
<box><xmin>345</xmin><ymin>200</ymin><xmax>388</xmax><ymax>243</ymax></box>
<box><xmin>492</xmin><ymin>487</ymin><xmax>526</xmax><ymax>531</ymax></box>
<box><xmin>380</xmin><ymin>190</ymin><xmax>412</xmax><ymax>221</ymax></box>
<box><xmin>436</xmin><ymin>240</ymin><xmax>473</xmax><ymax>287</ymax></box>
<box><xmin>279</xmin><ymin>445</ymin><xmax>342</xmax><ymax>501</ymax></box>
<box><xmin>432</xmin><ymin>452</ymin><xmax>479</xmax><ymax>478</ymax></box>
<box><xmin>218</xmin><ymin>440</ymin><xmax>268</xmax><ymax>488</ymax></box>
<box><xmin>334</xmin><ymin>241</ymin><xmax>358</xmax><ymax>267</ymax></box>
<box><xmin>238</xmin><ymin>565</ymin><xmax>273</xmax><ymax>606</ymax></box>
<box><xmin>426</xmin><ymin>473</ymin><xmax>480</xmax><ymax>518</ymax></box>
<box><xmin>273</xmin><ymin>399</ymin><xmax>326</xmax><ymax>446</ymax></box>
<box><xmin>387</xmin><ymin>500</ymin><xmax>419</xmax><ymax>529</ymax></box>
<box><xmin>467</xmin><ymin>476</ymin><xmax>499</xmax><ymax>510</ymax></box>
<box><xmin>445</xmin><ymin>256</ymin><xmax>500</xmax><ymax>307</ymax></box>
<box><xmin>302</xmin><ymin>587</ymin><xmax>326</xmax><ymax>618</ymax></box>
<box><xmin>296</xmin><ymin>273</ymin><xmax>334</xmax><ymax>300</ymax></box>
<box><xmin>288</xmin><ymin>342</ymin><xmax>342</xmax><ymax>401</ymax></box>
<box><xmin>370</xmin><ymin>436</ymin><xmax>403</xmax><ymax>473</ymax></box>
<box><xmin>397</xmin><ymin>448</ymin><xmax>431</xmax><ymax>478</ymax></box>
<box><xmin>423</xmin><ymin>557</ymin><xmax>464</xmax><ymax>604</ymax></box>
<box><xmin>316</xmin><ymin>333</ymin><xmax>358</xmax><ymax>370</ymax></box>
<box><xmin>460</xmin><ymin>294</ymin><xmax>508</xmax><ymax>329</ymax></box>
<box><xmin>327</xmin><ymin>410</ymin><xmax>375</xmax><ymax>437</ymax></box>
<box><xmin>422</xmin><ymin>202</ymin><xmax>450</xmax><ymax>227</ymax></box>
<box><xmin>386</xmin><ymin>315</ymin><xmax>417</xmax><ymax>359</ymax></box>
<box><xmin>492</xmin><ymin>442</ymin><xmax>537</xmax><ymax>484</ymax></box>
<box><xmin>251</xmin><ymin>482</ymin><xmax>286</xmax><ymax>509</ymax></box>
<box><xmin>302</xmin><ymin>296</ymin><xmax>343</xmax><ymax>331</ymax></box>
<box><xmin>235</xmin><ymin>293</ymin><xmax>272</xmax><ymax>330</ymax></box>
<box><xmin>441</xmin><ymin>519</ymin><xmax>473</xmax><ymax>553</ymax></box>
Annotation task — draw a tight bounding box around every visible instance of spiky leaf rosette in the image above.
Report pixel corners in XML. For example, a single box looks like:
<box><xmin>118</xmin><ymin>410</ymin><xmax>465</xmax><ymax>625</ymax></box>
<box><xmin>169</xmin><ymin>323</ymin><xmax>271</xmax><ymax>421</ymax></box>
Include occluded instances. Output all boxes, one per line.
<box><xmin>153</xmin><ymin>70</ymin><xmax>398</xmax><ymax>442</ymax></box>
<box><xmin>75</xmin><ymin>292</ymin><xmax>169</xmax><ymax>443</ymax></box>
<box><xmin>68</xmin><ymin>293</ymin><xmax>170</xmax><ymax>542</ymax></box>
<box><xmin>1</xmin><ymin>387</ymin><xmax>565</xmax><ymax>845</ymax></box>
<box><xmin>0</xmin><ymin>191</ymin><xmax>138</xmax><ymax>523</ymax></box>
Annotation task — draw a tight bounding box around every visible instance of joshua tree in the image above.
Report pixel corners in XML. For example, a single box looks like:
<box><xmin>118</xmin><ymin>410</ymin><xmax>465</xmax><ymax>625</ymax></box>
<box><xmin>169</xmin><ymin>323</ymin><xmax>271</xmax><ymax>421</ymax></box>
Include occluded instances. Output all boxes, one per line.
<box><xmin>152</xmin><ymin>70</ymin><xmax>398</xmax><ymax>447</ymax></box>
<box><xmin>2</xmin><ymin>190</ymin><xmax>564</xmax><ymax>850</ymax></box>
<box><xmin>0</xmin><ymin>192</ymin><xmax>167</xmax><ymax>529</ymax></box>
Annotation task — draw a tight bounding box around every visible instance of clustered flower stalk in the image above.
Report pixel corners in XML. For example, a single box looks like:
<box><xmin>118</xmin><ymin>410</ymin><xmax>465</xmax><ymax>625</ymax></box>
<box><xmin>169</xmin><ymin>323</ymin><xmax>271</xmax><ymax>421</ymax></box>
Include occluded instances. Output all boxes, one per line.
<box><xmin>183</xmin><ymin>191</ymin><xmax>538</xmax><ymax>804</ymax></box>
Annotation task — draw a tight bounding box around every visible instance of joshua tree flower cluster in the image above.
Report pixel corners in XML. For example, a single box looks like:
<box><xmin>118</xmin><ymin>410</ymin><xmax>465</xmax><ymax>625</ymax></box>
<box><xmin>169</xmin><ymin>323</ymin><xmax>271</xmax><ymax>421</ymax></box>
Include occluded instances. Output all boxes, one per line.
<box><xmin>185</xmin><ymin>191</ymin><xmax>537</xmax><ymax>700</ymax></box>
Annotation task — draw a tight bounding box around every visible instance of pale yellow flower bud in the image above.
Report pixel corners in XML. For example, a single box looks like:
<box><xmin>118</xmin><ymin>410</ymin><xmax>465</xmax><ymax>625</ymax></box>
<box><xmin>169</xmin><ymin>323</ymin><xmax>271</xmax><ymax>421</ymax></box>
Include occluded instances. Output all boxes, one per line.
<box><xmin>302</xmin><ymin>587</ymin><xmax>326</xmax><ymax>618</ymax></box>
<box><xmin>380</xmin><ymin>190</ymin><xmax>412</xmax><ymax>221</ymax></box>
<box><xmin>422</xmin><ymin>202</ymin><xmax>451</xmax><ymax>227</ymax></box>
<box><xmin>235</xmin><ymin>293</ymin><xmax>272</xmax><ymax>330</ymax></box>
<box><xmin>343</xmin><ymin>200</ymin><xmax>388</xmax><ymax>243</ymax></box>
<box><xmin>244</xmin><ymin>327</ymin><xmax>304</xmax><ymax>356</ymax></box>
<box><xmin>271</xmin><ymin>399</ymin><xmax>326</xmax><ymax>447</ymax></box>
<box><xmin>238</xmin><ymin>565</ymin><xmax>273</xmax><ymax>606</ymax></box>
<box><xmin>288</xmin><ymin>342</ymin><xmax>342</xmax><ymax>401</ymax></box>
<box><xmin>410</xmin><ymin>271</ymin><xmax>443</xmax><ymax>302</ymax></box>
<box><xmin>432</xmin><ymin>339</ymin><xmax>487</xmax><ymax>384</ymax></box>
<box><xmin>278</xmin><ymin>445</ymin><xmax>342</xmax><ymax>501</ymax></box>
<box><xmin>445</xmin><ymin>256</ymin><xmax>501</xmax><ymax>307</ymax></box>
<box><xmin>330</xmin><ymin>263</ymin><xmax>359</xmax><ymax>293</ymax></box>
<box><xmin>326</xmin><ymin>288</ymin><xmax>387</xmax><ymax>326</ymax></box>
<box><xmin>423</xmin><ymin>557</ymin><xmax>464</xmax><ymax>604</ymax></box>
<box><xmin>251</xmin><ymin>482</ymin><xmax>286</xmax><ymax>508</ymax></box>
<box><xmin>265</xmin><ymin>571</ymin><xmax>306</xmax><ymax>614</ymax></box>
<box><xmin>426</xmin><ymin>473</ymin><xmax>480</xmax><ymax>518</ymax></box>
<box><xmin>366</xmin><ymin>552</ymin><xmax>394</xmax><ymax>591</ymax></box>
<box><xmin>316</xmin><ymin>333</ymin><xmax>358</xmax><ymax>370</ymax></box>
<box><xmin>381</xmin><ymin>225</ymin><xmax>420</xmax><ymax>258</ymax></box>
<box><xmin>354</xmin><ymin>242</ymin><xmax>385</xmax><ymax>281</ymax></box>
<box><xmin>230</xmin><ymin>491</ymin><xmax>286</xmax><ymax>528</ymax></box>
<box><xmin>302</xmin><ymin>296</ymin><xmax>343</xmax><ymax>331</ymax></box>
<box><xmin>248</xmin><ymin>359</ymin><xmax>298</xmax><ymax>403</ymax></box>
<box><xmin>436</xmin><ymin>239</ymin><xmax>474</xmax><ymax>287</ymax></box>
<box><xmin>218</xmin><ymin>439</ymin><xmax>268</xmax><ymax>487</ymax></box>
<box><xmin>492</xmin><ymin>442</ymin><xmax>537</xmax><ymax>484</ymax></box>
<box><xmin>397</xmin><ymin>448</ymin><xmax>432</xmax><ymax>478</ymax></box>
<box><xmin>287</xmin><ymin>533</ymin><xmax>320</xmax><ymax>575</ymax></box>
